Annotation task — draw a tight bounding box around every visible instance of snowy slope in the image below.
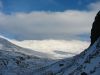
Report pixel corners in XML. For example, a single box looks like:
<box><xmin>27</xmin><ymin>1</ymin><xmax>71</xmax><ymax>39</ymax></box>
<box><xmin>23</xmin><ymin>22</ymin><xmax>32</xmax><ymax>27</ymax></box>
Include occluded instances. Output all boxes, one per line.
<box><xmin>0</xmin><ymin>37</ymin><xmax>56</xmax><ymax>59</ymax></box>
<box><xmin>63</xmin><ymin>38</ymin><xmax>100</xmax><ymax>75</ymax></box>
<box><xmin>31</xmin><ymin>38</ymin><xmax>100</xmax><ymax>75</ymax></box>
<box><xmin>0</xmin><ymin>37</ymin><xmax>56</xmax><ymax>75</ymax></box>
<box><xmin>0</xmin><ymin>37</ymin><xmax>99</xmax><ymax>75</ymax></box>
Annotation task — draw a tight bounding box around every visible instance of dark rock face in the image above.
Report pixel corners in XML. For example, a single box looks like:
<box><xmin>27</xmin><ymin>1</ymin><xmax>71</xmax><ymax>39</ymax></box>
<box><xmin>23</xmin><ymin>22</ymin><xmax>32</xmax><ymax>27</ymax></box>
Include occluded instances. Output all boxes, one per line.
<box><xmin>91</xmin><ymin>11</ymin><xmax>100</xmax><ymax>45</ymax></box>
<box><xmin>81</xmin><ymin>72</ymin><xmax>87</xmax><ymax>75</ymax></box>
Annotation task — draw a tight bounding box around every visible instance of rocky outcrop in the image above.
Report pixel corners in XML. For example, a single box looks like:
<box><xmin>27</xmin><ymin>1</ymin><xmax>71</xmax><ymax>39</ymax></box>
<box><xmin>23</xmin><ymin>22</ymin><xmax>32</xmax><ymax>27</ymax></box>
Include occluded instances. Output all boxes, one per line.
<box><xmin>91</xmin><ymin>11</ymin><xmax>100</xmax><ymax>45</ymax></box>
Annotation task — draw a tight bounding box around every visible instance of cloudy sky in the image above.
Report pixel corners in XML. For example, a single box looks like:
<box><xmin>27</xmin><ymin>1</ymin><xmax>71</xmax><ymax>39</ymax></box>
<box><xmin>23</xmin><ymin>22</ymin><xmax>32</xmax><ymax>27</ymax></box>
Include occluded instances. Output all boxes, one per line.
<box><xmin>0</xmin><ymin>0</ymin><xmax>100</xmax><ymax>58</ymax></box>
<box><xmin>0</xmin><ymin>0</ymin><xmax>100</xmax><ymax>41</ymax></box>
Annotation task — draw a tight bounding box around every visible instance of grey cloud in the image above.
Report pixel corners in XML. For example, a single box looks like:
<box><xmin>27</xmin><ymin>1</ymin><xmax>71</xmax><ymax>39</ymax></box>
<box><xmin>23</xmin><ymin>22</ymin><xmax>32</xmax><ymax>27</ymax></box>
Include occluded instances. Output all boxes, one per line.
<box><xmin>0</xmin><ymin>10</ymin><xmax>96</xmax><ymax>40</ymax></box>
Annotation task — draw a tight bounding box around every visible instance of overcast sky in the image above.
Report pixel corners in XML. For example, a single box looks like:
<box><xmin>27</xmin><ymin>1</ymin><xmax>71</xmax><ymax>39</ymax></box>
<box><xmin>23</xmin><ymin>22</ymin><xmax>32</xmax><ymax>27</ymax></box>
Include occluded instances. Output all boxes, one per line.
<box><xmin>0</xmin><ymin>0</ymin><xmax>100</xmax><ymax>40</ymax></box>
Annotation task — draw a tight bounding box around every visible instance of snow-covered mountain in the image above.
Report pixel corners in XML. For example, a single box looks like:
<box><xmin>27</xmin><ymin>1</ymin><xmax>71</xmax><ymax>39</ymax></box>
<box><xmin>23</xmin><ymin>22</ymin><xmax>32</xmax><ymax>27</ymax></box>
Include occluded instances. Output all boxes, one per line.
<box><xmin>34</xmin><ymin>38</ymin><xmax>100</xmax><ymax>75</ymax></box>
<box><xmin>63</xmin><ymin>38</ymin><xmax>100</xmax><ymax>75</ymax></box>
<box><xmin>0</xmin><ymin>37</ymin><xmax>56</xmax><ymax>75</ymax></box>
<box><xmin>0</xmin><ymin>37</ymin><xmax>100</xmax><ymax>75</ymax></box>
<box><xmin>0</xmin><ymin>37</ymin><xmax>57</xmax><ymax>59</ymax></box>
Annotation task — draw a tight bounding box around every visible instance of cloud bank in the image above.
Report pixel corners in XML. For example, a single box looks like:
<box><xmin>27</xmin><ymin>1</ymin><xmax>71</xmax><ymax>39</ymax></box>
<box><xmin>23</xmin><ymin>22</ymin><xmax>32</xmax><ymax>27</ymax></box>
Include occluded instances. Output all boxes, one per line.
<box><xmin>0</xmin><ymin>35</ymin><xmax>90</xmax><ymax>58</ymax></box>
<box><xmin>0</xmin><ymin>1</ymin><xmax>99</xmax><ymax>58</ymax></box>
<box><xmin>0</xmin><ymin>10</ymin><xmax>95</xmax><ymax>40</ymax></box>
<box><xmin>0</xmin><ymin>1</ymin><xmax>99</xmax><ymax>40</ymax></box>
<box><xmin>10</xmin><ymin>39</ymin><xmax>89</xmax><ymax>58</ymax></box>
